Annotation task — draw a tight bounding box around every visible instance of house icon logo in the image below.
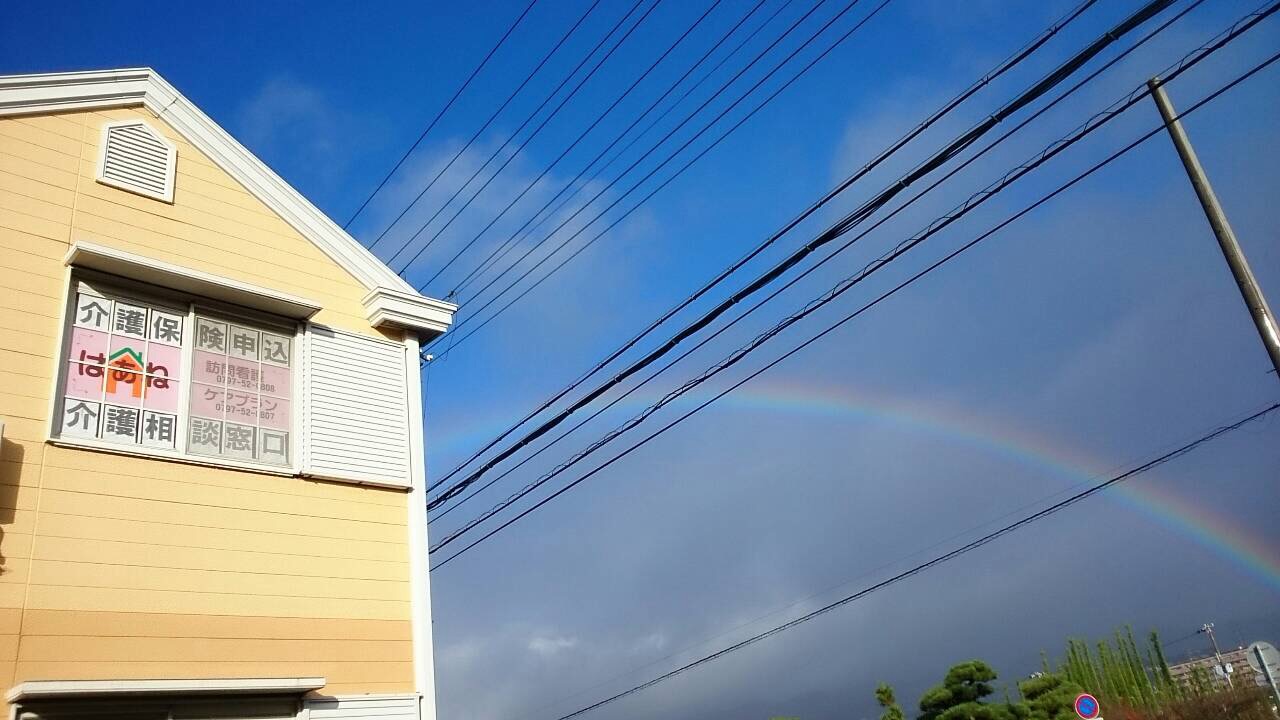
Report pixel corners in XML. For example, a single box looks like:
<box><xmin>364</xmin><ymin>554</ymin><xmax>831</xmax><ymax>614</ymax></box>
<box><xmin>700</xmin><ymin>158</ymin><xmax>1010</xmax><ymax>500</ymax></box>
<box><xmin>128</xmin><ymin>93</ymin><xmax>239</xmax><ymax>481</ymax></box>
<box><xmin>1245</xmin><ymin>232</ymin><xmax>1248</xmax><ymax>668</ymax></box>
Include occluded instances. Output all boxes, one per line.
<box><xmin>106</xmin><ymin>346</ymin><xmax>145</xmax><ymax>399</ymax></box>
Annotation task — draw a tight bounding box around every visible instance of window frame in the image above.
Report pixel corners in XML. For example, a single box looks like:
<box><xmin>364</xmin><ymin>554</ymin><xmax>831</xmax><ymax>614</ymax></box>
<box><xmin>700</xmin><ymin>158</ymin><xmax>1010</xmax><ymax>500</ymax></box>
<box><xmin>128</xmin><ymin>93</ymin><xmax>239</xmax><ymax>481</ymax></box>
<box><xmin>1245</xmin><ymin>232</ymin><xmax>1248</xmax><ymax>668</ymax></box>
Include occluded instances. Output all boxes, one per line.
<box><xmin>48</xmin><ymin>268</ymin><xmax>304</xmax><ymax>476</ymax></box>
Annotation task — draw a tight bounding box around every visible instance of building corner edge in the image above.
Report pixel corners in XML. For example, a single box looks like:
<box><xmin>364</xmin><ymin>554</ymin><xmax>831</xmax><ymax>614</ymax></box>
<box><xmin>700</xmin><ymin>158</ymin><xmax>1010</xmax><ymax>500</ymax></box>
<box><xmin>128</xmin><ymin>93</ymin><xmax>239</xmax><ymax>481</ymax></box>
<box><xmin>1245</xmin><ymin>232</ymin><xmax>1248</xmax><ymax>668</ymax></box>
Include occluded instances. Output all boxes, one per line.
<box><xmin>403</xmin><ymin>335</ymin><xmax>437</xmax><ymax>720</ymax></box>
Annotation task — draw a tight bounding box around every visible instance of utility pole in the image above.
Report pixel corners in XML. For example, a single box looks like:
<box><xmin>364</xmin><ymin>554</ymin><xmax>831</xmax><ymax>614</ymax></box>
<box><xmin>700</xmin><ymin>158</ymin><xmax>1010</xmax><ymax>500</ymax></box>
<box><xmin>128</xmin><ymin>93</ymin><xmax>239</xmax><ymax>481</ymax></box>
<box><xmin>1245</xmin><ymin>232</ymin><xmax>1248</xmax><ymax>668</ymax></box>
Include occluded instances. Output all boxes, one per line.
<box><xmin>1148</xmin><ymin>77</ymin><xmax>1280</xmax><ymax>381</ymax></box>
<box><xmin>1199</xmin><ymin>622</ymin><xmax>1234</xmax><ymax>689</ymax></box>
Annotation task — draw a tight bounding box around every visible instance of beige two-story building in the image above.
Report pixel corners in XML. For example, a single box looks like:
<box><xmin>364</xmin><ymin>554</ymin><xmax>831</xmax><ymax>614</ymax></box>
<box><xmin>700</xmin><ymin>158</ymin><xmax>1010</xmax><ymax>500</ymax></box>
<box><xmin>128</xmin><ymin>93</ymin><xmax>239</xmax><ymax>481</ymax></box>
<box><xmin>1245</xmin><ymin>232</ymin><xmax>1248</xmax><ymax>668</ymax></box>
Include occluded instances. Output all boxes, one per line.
<box><xmin>0</xmin><ymin>68</ymin><xmax>456</xmax><ymax>719</ymax></box>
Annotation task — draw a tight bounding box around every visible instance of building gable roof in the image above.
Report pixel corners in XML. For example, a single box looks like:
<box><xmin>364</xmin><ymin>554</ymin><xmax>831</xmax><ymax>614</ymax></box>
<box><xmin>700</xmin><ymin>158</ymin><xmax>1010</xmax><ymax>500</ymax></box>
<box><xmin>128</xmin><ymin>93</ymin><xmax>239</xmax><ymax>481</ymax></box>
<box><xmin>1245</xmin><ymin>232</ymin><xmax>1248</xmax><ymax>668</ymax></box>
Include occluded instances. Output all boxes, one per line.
<box><xmin>0</xmin><ymin>68</ymin><xmax>454</xmax><ymax>338</ymax></box>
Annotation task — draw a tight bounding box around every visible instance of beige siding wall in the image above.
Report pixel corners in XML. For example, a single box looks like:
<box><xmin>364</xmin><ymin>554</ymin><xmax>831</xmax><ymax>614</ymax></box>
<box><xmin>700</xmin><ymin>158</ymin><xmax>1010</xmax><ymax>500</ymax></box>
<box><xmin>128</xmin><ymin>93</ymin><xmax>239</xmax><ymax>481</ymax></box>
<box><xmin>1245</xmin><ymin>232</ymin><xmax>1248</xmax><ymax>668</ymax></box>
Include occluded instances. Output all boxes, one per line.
<box><xmin>0</xmin><ymin>107</ymin><xmax>414</xmax><ymax>696</ymax></box>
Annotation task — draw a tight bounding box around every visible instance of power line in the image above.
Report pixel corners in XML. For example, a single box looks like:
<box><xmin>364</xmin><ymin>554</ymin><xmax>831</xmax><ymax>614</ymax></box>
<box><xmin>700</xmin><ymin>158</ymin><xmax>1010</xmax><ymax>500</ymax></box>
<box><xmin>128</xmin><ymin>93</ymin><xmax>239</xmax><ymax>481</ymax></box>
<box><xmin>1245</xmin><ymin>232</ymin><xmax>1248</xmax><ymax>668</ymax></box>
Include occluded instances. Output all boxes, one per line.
<box><xmin>402</xmin><ymin>0</ymin><xmax>833</xmax><ymax>282</ymax></box>
<box><xmin>422</xmin><ymin>0</ymin><xmax>850</xmax><ymax>492</ymax></box>
<box><xmin>1164</xmin><ymin>629</ymin><xmax>1205</xmax><ymax>648</ymax></box>
<box><xmin>427</xmin><ymin>0</ymin><xmax>1097</xmax><ymax>499</ymax></box>
<box><xmin>429</xmin><ymin>0</ymin><xmax>771</xmax><ymax>295</ymax></box>
<box><xmin>429</xmin><ymin>0</ymin><xmax>1206</xmax><ymax>522</ymax></box>
<box><xmin>452</xmin><ymin>0</ymin><xmax>796</xmax><ymax>300</ymax></box>
<box><xmin>546</xmin><ymin>401</ymin><xmax>1280</xmax><ymax>719</ymax></box>
<box><xmin>415</xmin><ymin>0</ymin><xmax>728</xmax><ymax>291</ymax></box>
<box><xmin>344</xmin><ymin>0</ymin><xmax>539</xmax><ymax>230</ymax></box>
<box><xmin>425</xmin><ymin>0</ymin><xmax>890</xmax><ymax>496</ymax></box>
<box><xmin>381</xmin><ymin>0</ymin><xmax>653</xmax><ymax>269</ymax></box>
<box><xmin>424</xmin><ymin>11</ymin><xmax>796</xmax><ymax>414</ymax></box>
<box><xmin>425</xmin><ymin>0</ymin><xmax>1107</xmax><ymax>510</ymax></box>
<box><xmin>421</xmin><ymin>0</ymin><xmax>1120</xmax><ymax>356</ymax></box>
<box><xmin>434</xmin><ymin>79</ymin><xmax>1124</xmax><ymax>548</ymax></box>
<box><xmin>418</xmin><ymin>2</ymin><xmax>791</xmax><ymax>379</ymax></box>
<box><xmin>429</xmin><ymin>29</ymin><xmax>1280</xmax><ymax>559</ymax></box>
<box><xmin>424</xmin><ymin>0</ymin><xmax>1160</xmax><ymax>508</ymax></box>
<box><xmin>513</xmin><ymin>441</ymin><xmax>1115</xmax><ymax>720</ymax></box>
<box><xmin>387</xmin><ymin>0</ymin><xmax>664</xmax><ymax>273</ymax></box>
<box><xmin>439</xmin><ymin>0</ymin><xmax>1170</xmax><ymax>353</ymax></box>
<box><xmin>427</xmin><ymin>0</ymin><xmax>885</xmax><ymax>346</ymax></box>
<box><xmin>515</xmin><ymin>399</ymin><xmax>1227</xmax><ymax>720</ymax></box>
<box><xmin>366</xmin><ymin>0</ymin><xmax>604</xmax><ymax>252</ymax></box>
<box><xmin>420</xmin><ymin>3</ymin><xmax>786</xmax><ymax>480</ymax></box>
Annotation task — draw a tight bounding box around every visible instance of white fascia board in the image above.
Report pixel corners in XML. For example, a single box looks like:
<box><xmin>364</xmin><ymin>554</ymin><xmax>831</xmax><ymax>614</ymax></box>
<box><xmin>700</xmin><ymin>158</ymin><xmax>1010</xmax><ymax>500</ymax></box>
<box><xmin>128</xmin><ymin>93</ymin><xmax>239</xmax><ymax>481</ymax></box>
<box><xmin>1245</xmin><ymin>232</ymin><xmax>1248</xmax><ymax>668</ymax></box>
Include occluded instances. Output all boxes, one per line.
<box><xmin>7</xmin><ymin>677</ymin><xmax>326</xmax><ymax>702</ymax></box>
<box><xmin>402</xmin><ymin>335</ymin><xmax>437</xmax><ymax>717</ymax></box>
<box><xmin>0</xmin><ymin>68</ymin><xmax>155</xmax><ymax>115</ymax></box>
<box><xmin>0</xmin><ymin>68</ymin><xmax>454</xmax><ymax>324</ymax></box>
<box><xmin>363</xmin><ymin>287</ymin><xmax>456</xmax><ymax>338</ymax></box>
<box><xmin>66</xmin><ymin>241</ymin><xmax>322</xmax><ymax>319</ymax></box>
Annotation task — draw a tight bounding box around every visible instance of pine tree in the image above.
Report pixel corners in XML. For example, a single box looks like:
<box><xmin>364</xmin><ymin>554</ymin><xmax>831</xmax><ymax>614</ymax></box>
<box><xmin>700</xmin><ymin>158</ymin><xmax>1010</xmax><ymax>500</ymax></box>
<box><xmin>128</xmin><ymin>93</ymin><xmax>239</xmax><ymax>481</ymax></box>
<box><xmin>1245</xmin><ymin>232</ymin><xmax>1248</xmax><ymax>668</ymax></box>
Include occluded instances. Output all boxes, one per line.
<box><xmin>1019</xmin><ymin>672</ymin><xmax>1083</xmax><ymax>720</ymax></box>
<box><xmin>874</xmin><ymin>681</ymin><xmax>905</xmax><ymax>720</ymax></box>
<box><xmin>918</xmin><ymin>660</ymin><xmax>1023</xmax><ymax>720</ymax></box>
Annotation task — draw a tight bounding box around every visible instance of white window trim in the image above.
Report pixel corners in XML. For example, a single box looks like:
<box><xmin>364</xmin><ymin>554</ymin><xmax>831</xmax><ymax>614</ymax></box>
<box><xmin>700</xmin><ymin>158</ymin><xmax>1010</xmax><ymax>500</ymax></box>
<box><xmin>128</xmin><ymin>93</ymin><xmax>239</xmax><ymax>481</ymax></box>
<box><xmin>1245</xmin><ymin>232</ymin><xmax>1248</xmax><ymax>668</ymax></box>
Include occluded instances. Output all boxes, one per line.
<box><xmin>46</xmin><ymin>436</ymin><xmax>299</xmax><ymax>477</ymax></box>
<box><xmin>47</xmin><ymin>269</ymin><xmax>303</xmax><ymax>476</ymax></box>
<box><xmin>66</xmin><ymin>241</ymin><xmax>322</xmax><ymax>320</ymax></box>
<box><xmin>95</xmin><ymin>118</ymin><xmax>178</xmax><ymax>203</ymax></box>
<box><xmin>7</xmin><ymin>678</ymin><xmax>325</xmax><ymax>703</ymax></box>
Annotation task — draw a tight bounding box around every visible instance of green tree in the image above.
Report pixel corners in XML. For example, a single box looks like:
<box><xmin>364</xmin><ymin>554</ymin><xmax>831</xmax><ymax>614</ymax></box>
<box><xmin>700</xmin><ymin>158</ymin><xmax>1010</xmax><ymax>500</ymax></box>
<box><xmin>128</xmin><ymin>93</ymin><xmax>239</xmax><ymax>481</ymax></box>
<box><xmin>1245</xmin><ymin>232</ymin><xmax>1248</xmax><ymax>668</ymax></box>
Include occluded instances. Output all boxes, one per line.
<box><xmin>1054</xmin><ymin>627</ymin><xmax>1189</xmax><ymax>712</ymax></box>
<box><xmin>1018</xmin><ymin>673</ymin><xmax>1082</xmax><ymax>720</ymax></box>
<box><xmin>918</xmin><ymin>660</ymin><xmax>1023</xmax><ymax>720</ymax></box>
<box><xmin>1148</xmin><ymin>630</ymin><xmax>1179</xmax><ymax>700</ymax></box>
<box><xmin>875</xmin><ymin>682</ymin><xmax>905</xmax><ymax>720</ymax></box>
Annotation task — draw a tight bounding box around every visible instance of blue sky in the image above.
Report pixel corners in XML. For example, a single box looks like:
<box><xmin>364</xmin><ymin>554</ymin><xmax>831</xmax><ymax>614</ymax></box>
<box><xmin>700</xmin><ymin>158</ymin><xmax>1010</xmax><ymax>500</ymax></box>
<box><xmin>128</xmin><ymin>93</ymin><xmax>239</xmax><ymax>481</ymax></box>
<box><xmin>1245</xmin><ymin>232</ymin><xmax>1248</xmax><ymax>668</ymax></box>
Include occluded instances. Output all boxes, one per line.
<box><xmin>5</xmin><ymin>1</ymin><xmax>1279</xmax><ymax>718</ymax></box>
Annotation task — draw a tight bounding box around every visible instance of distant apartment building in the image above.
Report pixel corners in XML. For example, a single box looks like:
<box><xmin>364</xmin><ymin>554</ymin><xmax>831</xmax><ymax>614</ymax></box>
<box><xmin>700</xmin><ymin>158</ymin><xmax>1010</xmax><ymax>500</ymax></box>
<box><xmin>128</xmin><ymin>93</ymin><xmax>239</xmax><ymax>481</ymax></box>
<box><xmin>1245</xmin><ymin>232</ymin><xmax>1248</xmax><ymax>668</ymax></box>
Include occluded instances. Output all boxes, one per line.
<box><xmin>0</xmin><ymin>69</ymin><xmax>456</xmax><ymax>719</ymax></box>
<box><xmin>1168</xmin><ymin>646</ymin><xmax>1266</xmax><ymax>690</ymax></box>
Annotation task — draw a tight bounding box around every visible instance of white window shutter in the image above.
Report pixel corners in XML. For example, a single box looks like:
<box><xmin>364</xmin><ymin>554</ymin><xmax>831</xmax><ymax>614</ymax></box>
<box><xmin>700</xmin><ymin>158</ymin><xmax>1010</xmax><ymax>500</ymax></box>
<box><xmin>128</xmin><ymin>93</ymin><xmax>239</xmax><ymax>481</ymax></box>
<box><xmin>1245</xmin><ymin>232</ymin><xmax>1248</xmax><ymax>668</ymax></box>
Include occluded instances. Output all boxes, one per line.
<box><xmin>96</xmin><ymin>120</ymin><xmax>177</xmax><ymax>202</ymax></box>
<box><xmin>303</xmin><ymin>325</ymin><xmax>412</xmax><ymax>487</ymax></box>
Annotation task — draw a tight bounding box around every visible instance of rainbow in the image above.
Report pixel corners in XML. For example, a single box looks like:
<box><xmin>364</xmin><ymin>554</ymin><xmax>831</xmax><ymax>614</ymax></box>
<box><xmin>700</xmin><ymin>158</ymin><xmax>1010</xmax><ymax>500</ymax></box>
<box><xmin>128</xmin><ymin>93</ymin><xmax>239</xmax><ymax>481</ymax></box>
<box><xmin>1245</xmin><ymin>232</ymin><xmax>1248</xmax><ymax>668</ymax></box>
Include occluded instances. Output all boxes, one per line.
<box><xmin>428</xmin><ymin>379</ymin><xmax>1280</xmax><ymax>593</ymax></box>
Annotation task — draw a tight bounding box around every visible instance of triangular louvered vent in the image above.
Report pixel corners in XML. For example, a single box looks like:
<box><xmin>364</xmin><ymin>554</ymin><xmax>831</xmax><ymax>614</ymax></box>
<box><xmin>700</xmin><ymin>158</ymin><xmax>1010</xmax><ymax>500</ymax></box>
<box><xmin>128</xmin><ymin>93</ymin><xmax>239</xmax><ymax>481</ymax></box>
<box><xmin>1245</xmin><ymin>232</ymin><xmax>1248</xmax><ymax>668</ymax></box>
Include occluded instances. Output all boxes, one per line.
<box><xmin>96</xmin><ymin>120</ymin><xmax>177</xmax><ymax>202</ymax></box>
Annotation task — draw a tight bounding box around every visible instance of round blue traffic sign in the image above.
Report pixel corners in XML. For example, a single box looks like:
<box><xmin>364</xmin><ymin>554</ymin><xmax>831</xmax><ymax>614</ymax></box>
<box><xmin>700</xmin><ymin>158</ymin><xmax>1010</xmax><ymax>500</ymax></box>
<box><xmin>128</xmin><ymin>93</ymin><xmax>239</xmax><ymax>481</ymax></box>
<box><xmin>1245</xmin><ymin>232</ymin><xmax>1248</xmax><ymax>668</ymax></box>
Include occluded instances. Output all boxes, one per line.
<box><xmin>1074</xmin><ymin>693</ymin><xmax>1100</xmax><ymax>719</ymax></box>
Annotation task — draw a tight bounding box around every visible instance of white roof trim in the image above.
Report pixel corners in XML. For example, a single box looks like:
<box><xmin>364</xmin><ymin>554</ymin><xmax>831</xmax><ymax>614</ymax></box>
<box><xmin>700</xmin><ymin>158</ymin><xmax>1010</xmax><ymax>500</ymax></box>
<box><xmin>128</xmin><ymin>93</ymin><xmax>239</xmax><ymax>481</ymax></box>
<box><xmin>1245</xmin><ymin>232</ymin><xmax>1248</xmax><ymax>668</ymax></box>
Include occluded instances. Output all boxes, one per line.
<box><xmin>0</xmin><ymin>68</ymin><xmax>451</xmax><ymax>336</ymax></box>
<box><xmin>363</xmin><ymin>286</ymin><xmax>456</xmax><ymax>336</ymax></box>
<box><xmin>66</xmin><ymin>240</ymin><xmax>322</xmax><ymax>319</ymax></box>
<box><xmin>7</xmin><ymin>677</ymin><xmax>326</xmax><ymax>702</ymax></box>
